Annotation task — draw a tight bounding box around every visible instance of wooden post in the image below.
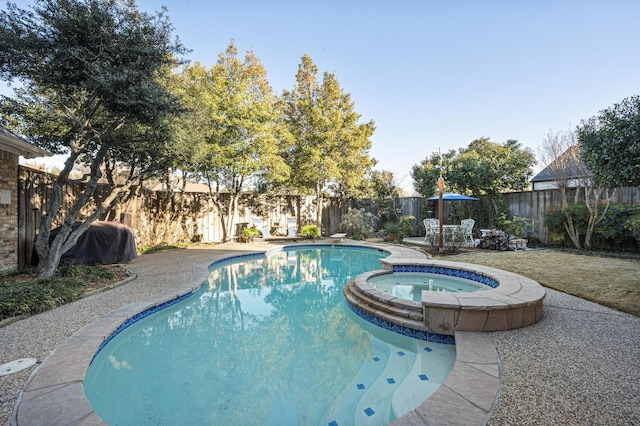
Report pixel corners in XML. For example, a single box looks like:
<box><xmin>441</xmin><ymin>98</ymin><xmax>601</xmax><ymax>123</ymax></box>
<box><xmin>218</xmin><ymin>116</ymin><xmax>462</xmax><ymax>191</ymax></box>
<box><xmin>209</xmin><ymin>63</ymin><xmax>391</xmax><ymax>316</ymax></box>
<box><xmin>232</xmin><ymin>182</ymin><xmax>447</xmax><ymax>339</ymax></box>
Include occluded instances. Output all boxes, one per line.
<box><xmin>438</xmin><ymin>176</ymin><xmax>444</xmax><ymax>253</ymax></box>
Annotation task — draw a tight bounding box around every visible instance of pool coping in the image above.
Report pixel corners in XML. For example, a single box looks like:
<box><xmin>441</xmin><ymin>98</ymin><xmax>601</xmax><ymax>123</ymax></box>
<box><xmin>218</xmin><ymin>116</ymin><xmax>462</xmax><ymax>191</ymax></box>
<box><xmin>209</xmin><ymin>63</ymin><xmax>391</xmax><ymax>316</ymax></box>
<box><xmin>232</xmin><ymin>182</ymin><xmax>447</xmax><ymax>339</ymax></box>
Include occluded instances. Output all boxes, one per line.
<box><xmin>13</xmin><ymin>242</ymin><xmax>500</xmax><ymax>426</ymax></box>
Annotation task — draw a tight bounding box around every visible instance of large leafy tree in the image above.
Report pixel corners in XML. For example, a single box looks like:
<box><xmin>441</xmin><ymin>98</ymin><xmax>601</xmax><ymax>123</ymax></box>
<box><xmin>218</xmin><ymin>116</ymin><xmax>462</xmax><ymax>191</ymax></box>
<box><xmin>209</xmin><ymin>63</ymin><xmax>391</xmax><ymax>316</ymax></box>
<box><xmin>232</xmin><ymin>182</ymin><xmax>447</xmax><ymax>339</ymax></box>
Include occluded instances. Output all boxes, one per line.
<box><xmin>578</xmin><ymin>95</ymin><xmax>640</xmax><ymax>188</ymax></box>
<box><xmin>412</xmin><ymin>138</ymin><xmax>536</xmax><ymax>202</ymax></box>
<box><xmin>0</xmin><ymin>0</ymin><xmax>186</xmax><ymax>276</ymax></box>
<box><xmin>175</xmin><ymin>42</ymin><xmax>291</xmax><ymax>242</ymax></box>
<box><xmin>282</xmin><ymin>55</ymin><xmax>375</xmax><ymax>226</ymax></box>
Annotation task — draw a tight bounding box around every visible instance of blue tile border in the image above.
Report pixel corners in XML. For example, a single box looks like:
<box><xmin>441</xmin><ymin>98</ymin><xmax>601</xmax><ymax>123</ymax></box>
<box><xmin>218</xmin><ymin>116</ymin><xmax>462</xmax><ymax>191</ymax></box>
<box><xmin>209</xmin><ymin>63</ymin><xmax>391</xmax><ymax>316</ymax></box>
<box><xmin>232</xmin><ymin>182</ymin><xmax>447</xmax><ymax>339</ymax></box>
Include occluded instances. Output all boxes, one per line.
<box><xmin>284</xmin><ymin>244</ymin><xmax>389</xmax><ymax>254</ymax></box>
<box><xmin>391</xmin><ymin>264</ymin><xmax>499</xmax><ymax>288</ymax></box>
<box><xmin>94</xmin><ymin>290</ymin><xmax>195</xmax><ymax>357</ymax></box>
<box><xmin>346</xmin><ymin>301</ymin><xmax>455</xmax><ymax>345</ymax></box>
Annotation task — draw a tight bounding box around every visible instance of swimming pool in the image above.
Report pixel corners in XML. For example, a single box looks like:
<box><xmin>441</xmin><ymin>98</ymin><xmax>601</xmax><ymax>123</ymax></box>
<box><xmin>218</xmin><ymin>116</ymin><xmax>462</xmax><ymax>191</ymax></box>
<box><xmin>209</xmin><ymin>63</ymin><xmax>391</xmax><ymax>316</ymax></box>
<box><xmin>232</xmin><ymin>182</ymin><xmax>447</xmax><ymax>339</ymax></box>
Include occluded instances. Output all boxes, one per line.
<box><xmin>368</xmin><ymin>272</ymin><xmax>488</xmax><ymax>302</ymax></box>
<box><xmin>83</xmin><ymin>246</ymin><xmax>456</xmax><ymax>425</ymax></box>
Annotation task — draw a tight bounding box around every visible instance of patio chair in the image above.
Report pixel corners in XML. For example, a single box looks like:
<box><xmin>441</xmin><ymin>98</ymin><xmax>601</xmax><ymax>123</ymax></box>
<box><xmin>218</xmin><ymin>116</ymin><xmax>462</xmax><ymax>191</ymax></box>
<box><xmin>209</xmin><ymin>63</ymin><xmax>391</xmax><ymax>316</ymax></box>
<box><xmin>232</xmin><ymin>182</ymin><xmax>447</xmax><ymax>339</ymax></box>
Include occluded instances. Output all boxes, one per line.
<box><xmin>286</xmin><ymin>217</ymin><xmax>298</xmax><ymax>237</ymax></box>
<box><xmin>460</xmin><ymin>218</ymin><xmax>475</xmax><ymax>247</ymax></box>
<box><xmin>423</xmin><ymin>218</ymin><xmax>439</xmax><ymax>245</ymax></box>
<box><xmin>251</xmin><ymin>217</ymin><xmax>272</xmax><ymax>239</ymax></box>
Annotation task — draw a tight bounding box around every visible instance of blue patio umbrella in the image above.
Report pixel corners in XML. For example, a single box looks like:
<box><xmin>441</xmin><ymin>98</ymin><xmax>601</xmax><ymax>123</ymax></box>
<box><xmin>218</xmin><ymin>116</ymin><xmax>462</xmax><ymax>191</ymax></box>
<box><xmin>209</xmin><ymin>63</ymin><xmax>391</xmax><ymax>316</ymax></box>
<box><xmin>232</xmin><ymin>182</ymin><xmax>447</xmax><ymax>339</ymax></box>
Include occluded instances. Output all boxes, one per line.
<box><xmin>428</xmin><ymin>192</ymin><xmax>479</xmax><ymax>201</ymax></box>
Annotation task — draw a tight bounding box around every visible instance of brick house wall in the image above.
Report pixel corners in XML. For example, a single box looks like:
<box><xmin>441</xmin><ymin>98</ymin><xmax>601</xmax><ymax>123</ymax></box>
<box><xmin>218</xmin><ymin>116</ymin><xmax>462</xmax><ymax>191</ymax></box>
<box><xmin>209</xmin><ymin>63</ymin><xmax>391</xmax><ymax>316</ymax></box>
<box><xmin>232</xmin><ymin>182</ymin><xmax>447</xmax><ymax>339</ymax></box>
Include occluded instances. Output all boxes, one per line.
<box><xmin>0</xmin><ymin>149</ymin><xmax>19</xmax><ymax>274</ymax></box>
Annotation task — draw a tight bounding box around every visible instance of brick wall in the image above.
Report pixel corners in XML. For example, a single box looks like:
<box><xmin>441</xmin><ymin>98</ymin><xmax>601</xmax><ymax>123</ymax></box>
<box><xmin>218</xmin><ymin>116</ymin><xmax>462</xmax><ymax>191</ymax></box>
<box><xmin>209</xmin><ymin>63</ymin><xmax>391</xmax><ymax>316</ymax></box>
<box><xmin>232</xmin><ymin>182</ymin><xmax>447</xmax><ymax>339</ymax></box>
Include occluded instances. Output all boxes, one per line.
<box><xmin>0</xmin><ymin>149</ymin><xmax>19</xmax><ymax>274</ymax></box>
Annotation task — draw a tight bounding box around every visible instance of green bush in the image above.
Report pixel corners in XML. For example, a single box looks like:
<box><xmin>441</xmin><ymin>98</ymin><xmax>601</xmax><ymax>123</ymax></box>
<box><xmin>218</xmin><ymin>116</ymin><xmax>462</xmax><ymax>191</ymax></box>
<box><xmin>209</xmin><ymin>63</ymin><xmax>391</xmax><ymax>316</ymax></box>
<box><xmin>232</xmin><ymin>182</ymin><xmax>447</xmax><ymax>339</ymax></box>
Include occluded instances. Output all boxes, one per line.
<box><xmin>241</xmin><ymin>227</ymin><xmax>261</xmax><ymax>241</ymax></box>
<box><xmin>0</xmin><ymin>276</ymin><xmax>84</xmax><ymax>320</ymax></box>
<box><xmin>497</xmin><ymin>214</ymin><xmax>533</xmax><ymax>238</ymax></box>
<box><xmin>300</xmin><ymin>225</ymin><xmax>321</xmax><ymax>239</ymax></box>
<box><xmin>545</xmin><ymin>204</ymin><xmax>591</xmax><ymax>244</ymax></box>
<box><xmin>399</xmin><ymin>215</ymin><xmax>416</xmax><ymax>238</ymax></box>
<box><xmin>338</xmin><ymin>208</ymin><xmax>377</xmax><ymax>240</ymax></box>
<box><xmin>596</xmin><ymin>203</ymin><xmax>640</xmax><ymax>241</ymax></box>
<box><xmin>546</xmin><ymin>203</ymin><xmax>640</xmax><ymax>249</ymax></box>
<box><xmin>624</xmin><ymin>213</ymin><xmax>640</xmax><ymax>243</ymax></box>
<box><xmin>57</xmin><ymin>265</ymin><xmax>116</xmax><ymax>281</ymax></box>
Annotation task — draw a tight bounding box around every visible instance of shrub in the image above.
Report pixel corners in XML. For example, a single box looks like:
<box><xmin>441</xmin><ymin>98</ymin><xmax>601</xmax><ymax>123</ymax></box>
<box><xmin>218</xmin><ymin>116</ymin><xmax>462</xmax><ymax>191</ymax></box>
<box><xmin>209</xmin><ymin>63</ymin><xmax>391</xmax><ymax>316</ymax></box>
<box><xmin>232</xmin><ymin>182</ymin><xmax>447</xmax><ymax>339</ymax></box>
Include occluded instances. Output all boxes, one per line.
<box><xmin>241</xmin><ymin>227</ymin><xmax>261</xmax><ymax>241</ymax></box>
<box><xmin>300</xmin><ymin>225</ymin><xmax>321</xmax><ymax>239</ymax></box>
<box><xmin>338</xmin><ymin>208</ymin><xmax>377</xmax><ymax>240</ymax></box>
<box><xmin>596</xmin><ymin>203</ymin><xmax>640</xmax><ymax>242</ymax></box>
<box><xmin>624</xmin><ymin>213</ymin><xmax>640</xmax><ymax>243</ymax></box>
<box><xmin>398</xmin><ymin>215</ymin><xmax>416</xmax><ymax>239</ymax></box>
<box><xmin>0</xmin><ymin>276</ymin><xmax>83</xmax><ymax>320</ymax></box>
<box><xmin>497</xmin><ymin>214</ymin><xmax>533</xmax><ymax>238</ymax></box>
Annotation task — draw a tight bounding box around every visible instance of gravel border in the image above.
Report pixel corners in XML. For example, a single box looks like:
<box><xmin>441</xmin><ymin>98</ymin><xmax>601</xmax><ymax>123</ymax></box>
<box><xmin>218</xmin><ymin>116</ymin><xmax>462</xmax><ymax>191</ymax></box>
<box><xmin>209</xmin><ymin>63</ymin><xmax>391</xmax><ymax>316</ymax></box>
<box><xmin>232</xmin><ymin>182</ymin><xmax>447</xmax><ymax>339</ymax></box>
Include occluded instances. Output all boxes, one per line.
<box><xmin>1</xmin><ymin>243</ymin><xmax>639</xmax><ymax>425</ymax></box>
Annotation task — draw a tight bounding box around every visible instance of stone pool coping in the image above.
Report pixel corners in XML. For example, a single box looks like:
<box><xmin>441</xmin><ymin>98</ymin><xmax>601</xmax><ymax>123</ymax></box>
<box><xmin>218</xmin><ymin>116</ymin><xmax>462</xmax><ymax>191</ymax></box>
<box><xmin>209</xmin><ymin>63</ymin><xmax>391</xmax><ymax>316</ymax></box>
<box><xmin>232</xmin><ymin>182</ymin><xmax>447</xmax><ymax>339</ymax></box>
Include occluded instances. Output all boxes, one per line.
<box><xmin>14</xmin><ymin>242</ymin><xmax>500</xmax><ymax>425</ymax></box>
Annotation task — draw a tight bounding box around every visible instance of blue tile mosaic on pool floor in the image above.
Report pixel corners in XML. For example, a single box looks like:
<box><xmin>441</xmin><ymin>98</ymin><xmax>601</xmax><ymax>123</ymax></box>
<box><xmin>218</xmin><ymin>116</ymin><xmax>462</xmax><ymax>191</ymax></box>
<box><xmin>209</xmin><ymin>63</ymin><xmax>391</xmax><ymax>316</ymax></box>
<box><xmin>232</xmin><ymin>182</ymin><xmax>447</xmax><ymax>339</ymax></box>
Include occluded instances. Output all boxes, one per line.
<box><xmin>391</xmin><ymin>264</ymin><xmax>499</xmax><ymax>288</ymax></box>
<box><xmin>346</xmin><ymin>302</ymin><xmax>455</xmax><ymax>345</ymax></box>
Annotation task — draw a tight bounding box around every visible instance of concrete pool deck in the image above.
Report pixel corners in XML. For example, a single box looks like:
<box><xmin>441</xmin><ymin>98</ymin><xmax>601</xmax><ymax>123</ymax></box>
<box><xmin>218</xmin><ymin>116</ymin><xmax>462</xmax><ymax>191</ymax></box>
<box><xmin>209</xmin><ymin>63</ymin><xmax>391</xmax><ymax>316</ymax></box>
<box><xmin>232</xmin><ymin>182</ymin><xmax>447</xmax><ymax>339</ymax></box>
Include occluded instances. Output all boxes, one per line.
<box><xmin>1</xmin><ymin>241</ymin><xmax>639</xmax><ymax>425</ymax></box>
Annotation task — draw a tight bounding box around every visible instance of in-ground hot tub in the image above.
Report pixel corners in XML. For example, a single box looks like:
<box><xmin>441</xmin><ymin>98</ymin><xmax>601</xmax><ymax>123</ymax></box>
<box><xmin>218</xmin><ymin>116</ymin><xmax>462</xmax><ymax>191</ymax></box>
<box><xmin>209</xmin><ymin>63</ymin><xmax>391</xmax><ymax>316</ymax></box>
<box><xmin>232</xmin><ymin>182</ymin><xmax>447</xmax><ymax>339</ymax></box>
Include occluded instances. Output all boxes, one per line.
<box><xmin>344</xmin><ymin>258</ymin><xmax>546</xmax><ymax>336</ymax></box>
<box><xmin>368</xmin><ymin>272</ymin><xmax>489</xmax><ymax>302</ymax></box>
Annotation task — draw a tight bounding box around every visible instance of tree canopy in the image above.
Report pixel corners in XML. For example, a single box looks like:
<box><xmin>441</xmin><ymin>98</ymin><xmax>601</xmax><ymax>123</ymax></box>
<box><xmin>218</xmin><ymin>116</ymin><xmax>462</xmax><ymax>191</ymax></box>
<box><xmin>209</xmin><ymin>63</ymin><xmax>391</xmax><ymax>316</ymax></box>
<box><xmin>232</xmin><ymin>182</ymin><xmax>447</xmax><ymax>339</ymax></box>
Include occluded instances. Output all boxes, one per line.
<box><xmin>173</xmin><ymin>41</ymin><xmax>291</xmax><ymax>241</ymax></box>
<box><xmin>578</xmin><ymin>95</ymin><xmax>640</xmax><ymax>188</ymax></box>
<box><xmin>282</xmin><ymin>55</ymin><xmax>376</xmax><ymax>224</ymax></box>
<box><xmin>0</xmin><ymin>0</ymin><xmax>186</xmax><ymax>276</ymax></box>
<box><xmin>411</xmin><ymin>138</ymin><xmax>536</xmax><ymax>198</ymax></box>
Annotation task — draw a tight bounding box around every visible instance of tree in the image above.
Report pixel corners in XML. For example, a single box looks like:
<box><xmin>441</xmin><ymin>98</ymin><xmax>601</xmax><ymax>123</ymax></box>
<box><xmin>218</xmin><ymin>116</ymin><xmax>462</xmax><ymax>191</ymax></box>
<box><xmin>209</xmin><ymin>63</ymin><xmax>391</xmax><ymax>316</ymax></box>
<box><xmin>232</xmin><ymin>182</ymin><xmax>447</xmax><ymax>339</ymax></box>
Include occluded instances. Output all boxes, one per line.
<box><xmin>410</xmin><ymin>150</ymin><xmax>453</xmax><ymax>198</ymax></box>
<box><xmin>175</xmin><ymin>42</ymin><xmax>291</xmax><ymax>242</ymax></box>
<box><xmin>282</xmin><ymin>55</ymin><xmax>375</xmax><ymax>227</ymax></box>
<box><xmin>367</xmin><ymin>169</ymin><xmax>404</xmax><ymax>224</ymax></box>
<box><xmin>0</xmin><ymin>0</ymin><xmax>186</xmax><ymax>276</ymax></box>
<box><xmin>541</xmin><ymin>130</ymin><xmax>615</xmax><ymax>249</ymax></box>
<box><xmin>578</xmin><ymin>95</ymin><xmax>640</xmax><ymax>188</ymax></box>
<box><xmin>412</xmin><ymin>138</ymin><xmax>536</xmax><ymax>209</ymax></box>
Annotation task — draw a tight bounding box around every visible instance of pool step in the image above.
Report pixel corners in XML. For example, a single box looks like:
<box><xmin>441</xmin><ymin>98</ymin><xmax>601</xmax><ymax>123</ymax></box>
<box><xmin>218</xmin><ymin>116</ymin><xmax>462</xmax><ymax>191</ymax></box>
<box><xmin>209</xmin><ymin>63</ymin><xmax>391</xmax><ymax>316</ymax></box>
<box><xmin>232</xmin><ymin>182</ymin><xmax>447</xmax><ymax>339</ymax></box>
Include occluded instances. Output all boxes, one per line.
<box><xmin>353</xmin><ymin>343</ymin><xmax>417</xmax><ymax>425</ymax></box>
<box><xmin>319</xmin><ymin>338</ymin><xmax>391</xmax><ymax>425</ymax></box>
<box><xmin>344</xmin><ymin>281</ymin><xmax>426</xmax><ymax>332</ymax></box>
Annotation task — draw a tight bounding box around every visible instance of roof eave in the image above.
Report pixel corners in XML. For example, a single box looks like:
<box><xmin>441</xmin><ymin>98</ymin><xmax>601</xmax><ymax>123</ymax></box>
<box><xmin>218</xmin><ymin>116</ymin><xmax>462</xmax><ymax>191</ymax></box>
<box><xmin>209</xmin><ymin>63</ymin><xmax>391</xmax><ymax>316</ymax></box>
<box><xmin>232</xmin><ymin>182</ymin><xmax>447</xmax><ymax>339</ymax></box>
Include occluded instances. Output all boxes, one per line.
<box><xmin>0</xmin><ymin>129</ymin><xmax>52</xmax><ymax>159</ymax></box>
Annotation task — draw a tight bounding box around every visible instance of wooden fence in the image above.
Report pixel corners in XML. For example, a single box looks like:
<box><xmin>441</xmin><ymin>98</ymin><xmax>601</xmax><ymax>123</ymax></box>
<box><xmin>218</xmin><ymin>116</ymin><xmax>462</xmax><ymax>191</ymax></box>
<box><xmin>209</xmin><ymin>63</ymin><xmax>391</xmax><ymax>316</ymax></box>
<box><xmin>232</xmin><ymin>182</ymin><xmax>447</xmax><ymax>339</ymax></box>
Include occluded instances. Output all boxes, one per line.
<box><xmin>17</xmin><ymin>166</ymin><xmax>640</xmax><ymax>267</ymax></box>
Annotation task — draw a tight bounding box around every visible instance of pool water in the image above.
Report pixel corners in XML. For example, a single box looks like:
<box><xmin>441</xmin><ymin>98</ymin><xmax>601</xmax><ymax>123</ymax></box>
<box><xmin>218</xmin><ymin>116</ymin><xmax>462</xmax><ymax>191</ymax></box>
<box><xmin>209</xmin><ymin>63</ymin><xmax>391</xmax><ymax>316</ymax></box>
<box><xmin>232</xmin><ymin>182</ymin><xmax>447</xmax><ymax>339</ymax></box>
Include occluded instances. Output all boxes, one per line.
<box><xmin>84</xmin><ymin>247</ymin><xmax>456</xmax><ymax>425</ymax></box>
<box><xmin>368</xmin><ymin>272</ymin><xmax>488</xmax><ymax>302</ymax></box>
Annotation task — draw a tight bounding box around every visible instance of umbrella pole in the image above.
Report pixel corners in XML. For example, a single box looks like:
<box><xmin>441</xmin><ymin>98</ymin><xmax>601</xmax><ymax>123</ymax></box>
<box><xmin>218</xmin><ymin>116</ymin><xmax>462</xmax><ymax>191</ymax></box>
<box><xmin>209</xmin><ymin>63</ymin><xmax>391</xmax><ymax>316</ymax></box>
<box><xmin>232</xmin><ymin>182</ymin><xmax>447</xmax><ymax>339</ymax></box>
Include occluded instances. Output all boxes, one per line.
<box><xmin>438</xmin><ymin>176</ymin><xmax>444</xmax><ymax>253</ymax></box>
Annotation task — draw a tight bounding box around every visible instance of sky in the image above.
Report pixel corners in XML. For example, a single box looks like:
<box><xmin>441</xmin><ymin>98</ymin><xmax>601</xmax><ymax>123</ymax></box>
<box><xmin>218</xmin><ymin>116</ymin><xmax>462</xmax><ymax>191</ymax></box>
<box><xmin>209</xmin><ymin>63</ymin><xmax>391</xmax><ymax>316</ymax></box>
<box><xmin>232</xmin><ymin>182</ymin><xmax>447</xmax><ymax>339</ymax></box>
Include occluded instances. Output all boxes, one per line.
<box><xmin>3</xmin><ymin>0</ymin><xmax>639</xmax><ymax>193</ymax></box>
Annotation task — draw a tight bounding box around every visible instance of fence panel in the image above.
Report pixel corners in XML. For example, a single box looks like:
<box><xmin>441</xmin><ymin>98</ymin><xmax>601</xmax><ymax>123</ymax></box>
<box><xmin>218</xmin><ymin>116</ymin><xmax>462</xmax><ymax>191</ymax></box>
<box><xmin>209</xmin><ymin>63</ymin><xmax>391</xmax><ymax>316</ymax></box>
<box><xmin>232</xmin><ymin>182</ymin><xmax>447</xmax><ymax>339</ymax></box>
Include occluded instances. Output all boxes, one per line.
<box><xmin>17</xmin><ymin>166</ymin><xmax>640</xmax><ymax>268</ymax></box>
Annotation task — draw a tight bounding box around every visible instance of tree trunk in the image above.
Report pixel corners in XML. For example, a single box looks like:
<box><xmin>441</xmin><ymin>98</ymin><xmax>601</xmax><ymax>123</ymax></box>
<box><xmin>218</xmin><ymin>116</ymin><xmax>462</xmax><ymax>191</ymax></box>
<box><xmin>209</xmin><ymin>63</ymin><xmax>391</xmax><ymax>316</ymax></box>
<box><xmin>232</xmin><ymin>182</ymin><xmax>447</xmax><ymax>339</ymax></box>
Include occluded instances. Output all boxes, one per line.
<box><xmin>559</xmin><ymin>186</ymin><xmax>582</xmax><ymax>249</ymax></box>
<box><xmin>583</xmin><ymin>187</ymin><xmax>615</xmax><ymax>250</ymax></box>
<box><xmin>36</xmin><ymin>145</ymin><xmax>112</xmax><ymax>277</ymax></box>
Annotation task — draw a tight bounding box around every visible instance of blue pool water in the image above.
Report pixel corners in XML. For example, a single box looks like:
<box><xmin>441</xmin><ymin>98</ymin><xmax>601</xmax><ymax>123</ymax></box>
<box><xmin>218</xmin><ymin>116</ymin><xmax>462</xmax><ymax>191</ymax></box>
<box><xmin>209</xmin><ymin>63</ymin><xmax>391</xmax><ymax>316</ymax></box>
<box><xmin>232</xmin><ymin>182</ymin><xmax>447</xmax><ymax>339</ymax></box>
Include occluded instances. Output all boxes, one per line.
<box><xmin>84</xmin><ymin>246</ymin><xmax>456</xmax><ymax>425</ymax></box>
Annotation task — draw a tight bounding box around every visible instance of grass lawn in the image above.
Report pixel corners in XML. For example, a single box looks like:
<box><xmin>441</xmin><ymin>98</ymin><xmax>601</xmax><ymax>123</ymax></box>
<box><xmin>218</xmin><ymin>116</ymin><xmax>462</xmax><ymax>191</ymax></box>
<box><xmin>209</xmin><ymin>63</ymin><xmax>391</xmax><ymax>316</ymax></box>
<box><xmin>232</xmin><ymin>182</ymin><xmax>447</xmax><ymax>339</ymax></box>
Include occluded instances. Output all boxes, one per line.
<box><xmin>438</xmin><ymin>248</ymin><xmax>640</xmax><ymax>317</ymax></box>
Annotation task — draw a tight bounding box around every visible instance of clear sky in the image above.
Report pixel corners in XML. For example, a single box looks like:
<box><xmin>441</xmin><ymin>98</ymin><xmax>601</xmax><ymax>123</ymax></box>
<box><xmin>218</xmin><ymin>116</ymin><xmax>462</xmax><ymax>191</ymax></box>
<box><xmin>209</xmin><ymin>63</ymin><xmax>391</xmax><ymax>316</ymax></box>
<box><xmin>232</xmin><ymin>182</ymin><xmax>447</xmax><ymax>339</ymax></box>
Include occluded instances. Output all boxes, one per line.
<box><xmin>3</xmin><ymin>0</ymin><xmax>640</xmax><ymax>193</ymax></box>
